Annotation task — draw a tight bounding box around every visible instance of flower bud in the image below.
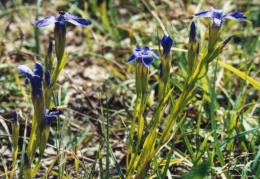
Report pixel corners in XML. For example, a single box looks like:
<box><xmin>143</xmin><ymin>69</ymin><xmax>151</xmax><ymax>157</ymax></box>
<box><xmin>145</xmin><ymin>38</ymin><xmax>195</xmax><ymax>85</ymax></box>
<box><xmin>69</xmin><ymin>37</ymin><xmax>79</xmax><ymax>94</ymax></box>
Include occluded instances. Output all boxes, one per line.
<box><xmin>10</xmin><ymin>111</ymin><xmax>19</xmax><ymax>179</ymax></box>
<box><xmin>207</xmin><ymin>35</ymin><xmax>234</xmax><ymax>63</ymax></box>
<box><xmin>188</xmin><ymin>21</ymin><xmax>199</xmax><ymax>73</ymax></box>
<box><xmin>45</xmin><ymin>40</ymin><xmax>54</xmax><ymax>72</ymax></box>
<box><xmin>23</xmin><ymin>152</ymin><xmax>32</xmax><ymax>179</ymax></box>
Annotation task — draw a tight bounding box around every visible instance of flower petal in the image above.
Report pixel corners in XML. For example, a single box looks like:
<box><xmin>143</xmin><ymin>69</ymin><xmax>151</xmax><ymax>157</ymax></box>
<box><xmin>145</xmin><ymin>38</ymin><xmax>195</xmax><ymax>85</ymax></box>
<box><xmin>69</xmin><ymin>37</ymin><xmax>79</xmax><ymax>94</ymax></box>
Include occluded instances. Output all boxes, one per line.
<box><xmin>17</xmin><ymin>65</ymin><xmax>33</xmax><ymax>80</ymax></box>
<box><xmin>213</xmin><ymin>18</ymin><xmax>222</xmax><ymax>27</ymax></box>
<box><xmin>126</xmin><ymin>53</ymin><xmax>139</xmax><ymax>64</ymax></box>
<box><xmin>193</xmin><ymin>10</ymin><xmax>214</xmax><ymax>18</ymax></box>
<box><xmin>32</xmin><ymin>16</ymin><xmax>57</xmax><ymax>28</ymax></box>
<box><xmin>189</xmin><ymin>21</ymin><xmax>196</xmax><ymax>40</ymax></box>
<box><xmin>133</xmin><ymin>45</ymin><xmax>142</xmax><ymax>53</ymax></box>
<box><xmin>211</xmin><ymin>7</ymin><xmax>223</xmax><ymax>14</ymax></box>
<box><xmin>30</xmin><ymin>75</ymin><xmax>43</xmax><ymax>98</ymax></box>
<box><xmin>45</xmin><ymin>108</ymin><xmax>62</xmax><ymax>125</ymax></box>
<box><xmin>13</xmin><ymin>111</ymin><xmax>18</xmax><ymax>124</ymax></box>
<box><xmin>160</xmin><ymin>35</ymin><xmax>173</xmax><ymax>55</ymax></box>
<box><xmin>65</xmin><ymin>12</ymin><xmax>79</xmax><ymax>19</ymax></box>
<box><xmin>142</xmin><ymin>55</ymin><xmax>153</xmax><ymax>67</ymax></box>
<box><xmin>142</xmin><ymin>46</ymin><xmax>150</xmax><ymax>51</ymax></box>
<box><xmin>66</xmin><ymin>18</ymin><xmax>89</xmax><ymax>27</ymax></box>
<box><xmin>148</xmin><ymin>50</ymin><xmax>161</xmax><ymax>59</ymax></box>
<box><xmin>223</xmin><ymin>12</ymin><xmax>247</xmax><ymax>20</ymax></box>
<box><xmin>34</xmin><ymin>63</ymin><xmax>44</xmax><ymax>80</ymax></box>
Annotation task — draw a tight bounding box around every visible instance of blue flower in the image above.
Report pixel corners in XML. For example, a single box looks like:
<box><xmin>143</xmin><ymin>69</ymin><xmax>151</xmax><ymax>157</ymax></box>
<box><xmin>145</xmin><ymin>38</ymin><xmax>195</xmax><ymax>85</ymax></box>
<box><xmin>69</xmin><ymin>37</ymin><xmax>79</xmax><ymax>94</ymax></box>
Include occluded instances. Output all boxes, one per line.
<box><xmin>160</xmin><ymin>35</ymin><xmax>173</xmax><ymax>56</ymax></box>
<box><xmin>13</xmin><ymin>111</ymin><xmax>19</xmax><ymax>124</ymax></box>
<box><xmin>190</xmin><ymin>21</ymin><xmax>196</xmax><ymax>40</ymax></box>
<box><xmin>126</xmin><ymin>46</ymin><xmax>160</xmax><ymax>67</ymax></box>
<box><xmin>193</xmin><ymin>7</ymin><xmax>246</xmax><ymax>27</ymax></box>
<box><xmin>32</xmin><ymin>11</ymin><xmax>89</xmax><ymax>62</ymax></box>
<box><xmin>32</xmin><ymin>11</ymin><xmax>89</xmax><ymax>28</ymax></box>
<box><xmin>17</xmin><ymin>63</ymin><xmax>43</xmax><ymax>98</ymax></box>
<box><xmin>47</xmin><ymin>40</ymin><xmax>54</xmax><ymax>56</ymax></box>
<box><xmin>45</xmin><ymin>108</ymin><xmax>62</xmax><ymax>125</ymax></box>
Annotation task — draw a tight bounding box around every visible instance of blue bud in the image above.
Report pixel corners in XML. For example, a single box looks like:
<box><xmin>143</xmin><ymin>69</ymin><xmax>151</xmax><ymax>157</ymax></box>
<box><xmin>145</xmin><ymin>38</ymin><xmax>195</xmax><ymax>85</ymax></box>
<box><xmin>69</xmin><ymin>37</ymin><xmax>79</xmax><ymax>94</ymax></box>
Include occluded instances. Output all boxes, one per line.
<box><xmin>190</xmin><ymin>21</ymin><xmax>196</xmax><ymax>40</ymax></box>
<box><xmin>47</xmin><ymin>40</ymin><xmax>54</xmax><ymax>56</ymax></box>
<box><xmin>17</xmin><ymin>63</ymin><xmax>43</xmax><ymax>99</ymax></box>
<box><xmin>23</xmin><ymin>152</ymin><xmax>30</xmax><ymax>168</ymax></box>
<box><xmin>222</xmin><ymin>35</ymin><xmax>234</xmax><ymax>45</ymax></box>
<box><xmin>45</xmin><ymin>70</ymin><xmax>51</xmax><ymax>87</ymax></box>
<box><xmin>13</xmin><ymin>111</ymin><xmax>19</xmax><ymax>124</ymax></box>
<box><xmin>160</xmin><ymin>35</ymin><xmax>173</xmax><ymax>56</ymax></box>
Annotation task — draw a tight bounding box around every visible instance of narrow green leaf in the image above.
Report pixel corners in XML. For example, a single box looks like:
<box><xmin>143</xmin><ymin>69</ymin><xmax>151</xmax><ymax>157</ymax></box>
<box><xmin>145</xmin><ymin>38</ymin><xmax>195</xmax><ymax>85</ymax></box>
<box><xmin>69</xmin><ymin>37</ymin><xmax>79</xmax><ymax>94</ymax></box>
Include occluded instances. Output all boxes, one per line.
<box><xmin>217</xmin><ymin>60</ymin><xmax>260</xmax><ymax>90</ymax></box>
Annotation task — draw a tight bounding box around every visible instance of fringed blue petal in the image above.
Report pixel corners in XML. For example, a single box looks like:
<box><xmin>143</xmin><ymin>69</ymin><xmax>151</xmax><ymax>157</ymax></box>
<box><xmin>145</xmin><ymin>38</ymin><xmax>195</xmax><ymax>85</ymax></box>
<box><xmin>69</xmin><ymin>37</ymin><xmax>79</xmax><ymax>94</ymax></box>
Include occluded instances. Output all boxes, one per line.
<box><xmin>65</xmin><ymin>12</ymin><xmax>79</xmax><ymax>19</ymax></box>
<box><xmin>66</xmin><ymin>18</ymin><xmax>89</xmax><ymax>27</ymax></box>
<box><xmin>213</xmin><ymin>18</ymin><xmax>222</xmax><ymax>27</ymax></box>
<box><xmin>45</xmin><ymin>108</ymin><xmax>62</xmax><ymax>125</ymax></box>
<box><xmin>148</xmin><ymin>50</ymin><xmax>161</xmax><ymax>59</ymax></box>
<box><xmin>223</xmin><ymin>12</ymin><xmax>247</xmax><ymax>20</ymax></box>
<box><xmin>126</xmin><ymin>53</ymin><xmax>139</xmax><ymax>64</ymax></box>
<box><xmin>133</xmin><ymin>45</ymin><xmax>142</xmax><ymax>53</ymax></box>
<box><xmin>142</xmin><ymin>55</ymin><xmax>153</xmax><ymax>67</ymax></box>
<box><xmin>34</xmin><ymin>63</ymin><xmax>43</xmax><ymax>80</ymax></box>
<box><xmin>32</xmin><ymin>16</ymin><xmax>57</xmax><ymax>28</ymax></box>
<box><xmin>193</xmin><ymin>11</ymin><xmax>213</xmax><ymax>18</ymax></box>
<box><xmin>17</xmin><ymin>65</ymin><xmax>34</xmax><ymax>80</ymax></box>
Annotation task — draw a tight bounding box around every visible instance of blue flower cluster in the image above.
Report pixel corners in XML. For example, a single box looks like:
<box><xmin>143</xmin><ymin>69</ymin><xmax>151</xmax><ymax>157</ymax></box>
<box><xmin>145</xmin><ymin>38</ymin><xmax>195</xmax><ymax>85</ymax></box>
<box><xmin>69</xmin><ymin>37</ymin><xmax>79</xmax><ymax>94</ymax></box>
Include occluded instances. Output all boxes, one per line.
<box><xmin>17</xmin><ymin>63</ymin><xmax>43</xmax><ymax>98</ymax></box>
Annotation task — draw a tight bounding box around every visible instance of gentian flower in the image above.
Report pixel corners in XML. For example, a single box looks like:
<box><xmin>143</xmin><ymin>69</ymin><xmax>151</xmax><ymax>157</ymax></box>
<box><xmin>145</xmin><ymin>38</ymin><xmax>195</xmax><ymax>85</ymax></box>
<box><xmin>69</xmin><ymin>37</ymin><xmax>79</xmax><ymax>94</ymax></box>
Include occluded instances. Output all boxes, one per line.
<box><xmin>17</xmin><ymin>63</ymin><xmax>43</xmax><ymax>99</ymax></box>
<box><xmin>38</xmin><ymin>107</ymin><xmax>62</xmax><ymax>159</ymax></box>
<box><xmin>45</xmin><ymin>108</ymin><xmax>62</xmax><ymax>126</ymax></box>
<box><xmin>13</xmin><ymin>111</ymin><xmax>19</xmax><ymax>124</ymax></box>
<box><xmin>45</xmin><ymin>40</ymin><xmax>54</xmax><ymax>72</ymax></box>
<box><xmin>127</xmin><ymin>45</ymin><xmax>160</xmax><ymax>96</ymax></box>
<box><xmin>32</xmin><ymin>11</ymin><xmax>89</xmax><ymax>28</ymax></box>
<box><xmin>189</xmin><ymin>21</ymin><xmax>196</xmax><ymax>41</ymax></box>
<box><xmin>193</xmin><ymin>7</ymin><xmax>246</xmax><ymax>27</ymax></box>
<box><xmin>18</xmin><ymin>63</ymin><xmax>45</xmax><ymax>164</ymax></box>
<box><xmin>194</xmin><ymin>7</ymin><xmax>245</xmax><ymax>53</ymax></box>
<box><xmin>126</xmin><ymin>46</ymin><xmax>160</xmax><ymax>67</ymax></box>
<box><xmin>158</xmin><ymin>35</ymin><xmax>173</xmax><ymax>101</ymax></box>
<box><xmin>32</xmin><ymin>11</ymin><xmax>89</xmax><ymax>62</ymax></box>
<box><xmin>160</xmin><ymin>35</ymin><xmax>173</xmax><ymax>56</ymax></box>
<box><xmin>188</xmin><ymin>21</ymin><xmax>199</xmax><ymax>71</ymax></box>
